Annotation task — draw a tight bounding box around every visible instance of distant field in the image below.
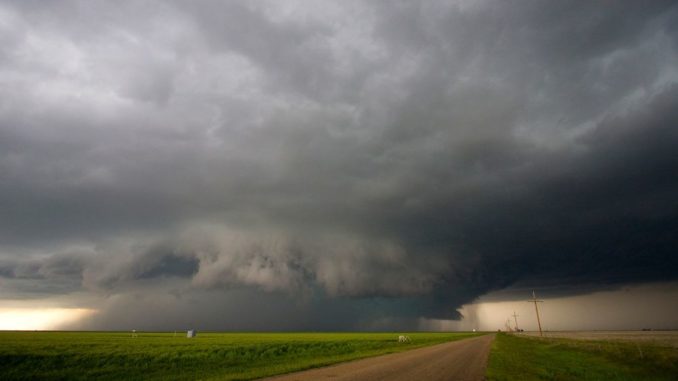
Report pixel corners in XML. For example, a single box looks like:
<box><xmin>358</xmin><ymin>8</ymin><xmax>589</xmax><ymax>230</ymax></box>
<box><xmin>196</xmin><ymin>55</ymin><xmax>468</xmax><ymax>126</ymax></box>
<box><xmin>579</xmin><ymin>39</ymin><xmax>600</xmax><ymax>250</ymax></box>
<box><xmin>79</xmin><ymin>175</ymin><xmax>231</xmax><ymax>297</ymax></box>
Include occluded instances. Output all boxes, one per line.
<box><xmin>517</xmin><ymin>330</ymin><xmax>678</xmax><ymax>348</ymax></box>
<box><xmin>487</xmin><ymin>333</ymin><xmax>678</xmax><ymax>381</ymax></box>
<box><xmin>0</xmin><ymin>331</ymin><xmax>480</xmax><ymax>381</ymax></box>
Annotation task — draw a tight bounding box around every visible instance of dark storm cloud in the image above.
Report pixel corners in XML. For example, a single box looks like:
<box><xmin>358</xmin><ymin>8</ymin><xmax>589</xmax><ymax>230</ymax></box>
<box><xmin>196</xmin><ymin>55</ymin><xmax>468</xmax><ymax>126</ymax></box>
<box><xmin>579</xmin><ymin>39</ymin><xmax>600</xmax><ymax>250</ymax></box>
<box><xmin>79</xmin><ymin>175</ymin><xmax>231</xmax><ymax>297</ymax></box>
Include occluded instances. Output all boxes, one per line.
<box><xmin>0</xmin><ymin>251</ymin><xmax>88</xmax><ymax>296</ymax></box>
<box><xmin>1</xmin><ymin>0</ymin><xmax>678</xmax><ymax>328</ymax></box>
<box><xmin>86</xmin><ymin>244</ymin><xmax>200</xmax><ymax>291</ymax></box>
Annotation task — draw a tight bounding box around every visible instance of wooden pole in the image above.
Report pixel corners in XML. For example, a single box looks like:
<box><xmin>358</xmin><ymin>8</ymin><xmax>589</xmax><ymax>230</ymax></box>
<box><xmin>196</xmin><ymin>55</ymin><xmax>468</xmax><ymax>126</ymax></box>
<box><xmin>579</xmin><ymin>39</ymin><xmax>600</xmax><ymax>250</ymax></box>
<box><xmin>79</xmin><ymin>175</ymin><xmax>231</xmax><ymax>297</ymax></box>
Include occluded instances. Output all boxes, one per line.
<box><xmin>528</xmin><ymin>290</ymin><xmax>544</xmax><ymax>336</ymax></box>
<box><xmin>512</xmin><ymin>311</ymin><xmax>520</xmax><ymax>331</ymax></box>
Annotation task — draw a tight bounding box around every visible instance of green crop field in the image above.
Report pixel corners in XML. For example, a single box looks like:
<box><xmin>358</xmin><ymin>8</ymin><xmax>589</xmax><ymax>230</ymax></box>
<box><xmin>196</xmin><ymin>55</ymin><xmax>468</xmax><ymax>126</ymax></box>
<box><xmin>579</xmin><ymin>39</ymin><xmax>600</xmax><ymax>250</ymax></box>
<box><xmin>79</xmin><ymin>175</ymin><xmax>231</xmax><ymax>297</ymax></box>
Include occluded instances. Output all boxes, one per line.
<box><xmin>487</xmin><ymin>333</ymin><xmax>678</xmax><ymax>381</ymax></box>
<box><xmin>0</xmin><ymin>331</ymin><xmax>481</xmax><ymax>381</ymax></box>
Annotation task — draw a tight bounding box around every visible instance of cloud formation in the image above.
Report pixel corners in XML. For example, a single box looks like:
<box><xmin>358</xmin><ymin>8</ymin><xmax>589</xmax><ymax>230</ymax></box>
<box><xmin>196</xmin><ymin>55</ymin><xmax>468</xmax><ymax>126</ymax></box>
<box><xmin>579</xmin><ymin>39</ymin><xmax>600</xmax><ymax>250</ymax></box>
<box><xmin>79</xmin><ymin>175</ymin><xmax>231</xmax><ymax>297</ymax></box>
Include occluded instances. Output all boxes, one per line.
<box><xmin>1</xmin><ymin>0</ymin><xmax>677</xmax><ymax>329</ymax></box>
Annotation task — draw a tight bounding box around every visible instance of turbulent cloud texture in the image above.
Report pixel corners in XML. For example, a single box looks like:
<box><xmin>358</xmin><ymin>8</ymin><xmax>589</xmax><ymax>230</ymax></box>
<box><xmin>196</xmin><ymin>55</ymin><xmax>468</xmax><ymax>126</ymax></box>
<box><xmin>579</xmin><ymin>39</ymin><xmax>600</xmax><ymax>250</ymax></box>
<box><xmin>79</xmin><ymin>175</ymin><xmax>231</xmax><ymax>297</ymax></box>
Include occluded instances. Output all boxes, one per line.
<box><xmin>1</xmin><ymin>0</ymin><xmax>677</xmax><ymax>329</ymax></box>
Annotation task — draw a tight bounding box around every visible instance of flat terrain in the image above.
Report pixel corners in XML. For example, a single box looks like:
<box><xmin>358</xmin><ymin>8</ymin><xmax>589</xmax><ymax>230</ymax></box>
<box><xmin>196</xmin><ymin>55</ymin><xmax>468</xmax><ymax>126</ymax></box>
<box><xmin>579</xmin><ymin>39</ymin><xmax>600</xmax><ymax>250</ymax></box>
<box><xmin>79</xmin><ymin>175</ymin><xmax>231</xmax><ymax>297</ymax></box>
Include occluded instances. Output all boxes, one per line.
<box><xmin>0</xmin><ymin>331</ymin><xmax>481</xmax><ymax>380</ymax></box>
<box><xmin>517</xmin><ymin>330</ymin><xmax>678</xmax><ymax>348</ymax></box>
<box><xmin>487</xmin><ymin>333</ymin><xmax>678</xmax><ymax>381</ymax></box>
<box><xmin>264</xmin><ymin>334</ymin><xmax>494</xmax><ymax>381</ymax></box>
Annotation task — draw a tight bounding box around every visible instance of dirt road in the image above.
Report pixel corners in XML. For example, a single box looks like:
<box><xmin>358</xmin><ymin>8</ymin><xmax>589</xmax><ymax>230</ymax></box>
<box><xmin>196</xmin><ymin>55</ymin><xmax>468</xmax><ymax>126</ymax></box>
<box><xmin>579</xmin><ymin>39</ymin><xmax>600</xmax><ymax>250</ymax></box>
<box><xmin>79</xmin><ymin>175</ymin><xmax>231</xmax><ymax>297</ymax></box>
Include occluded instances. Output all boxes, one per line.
<box><xmin>262</xmin><ymin>334</ymin><xmax>495</xmax><ymax>381</ymax></box>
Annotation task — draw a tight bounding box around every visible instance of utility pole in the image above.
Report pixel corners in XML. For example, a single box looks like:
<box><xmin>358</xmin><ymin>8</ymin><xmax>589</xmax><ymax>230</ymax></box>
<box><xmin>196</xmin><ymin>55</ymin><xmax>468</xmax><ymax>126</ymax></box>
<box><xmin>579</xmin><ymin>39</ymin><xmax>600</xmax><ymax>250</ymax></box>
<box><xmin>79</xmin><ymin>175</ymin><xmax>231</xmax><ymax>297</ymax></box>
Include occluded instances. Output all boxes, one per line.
<box><xmin>528</xmin><ymin>290</ymin><xmax>544</xmax><ymax>336</ymax></box>
<box><xmin>505</xmin><ymin>319</ymin><xmax>514</xmax><ymax>332</ymax></box>
<box><xmin>512</xmin><ymin>311</ymin><xmax>520</xmax><ymax>331</ymax></box>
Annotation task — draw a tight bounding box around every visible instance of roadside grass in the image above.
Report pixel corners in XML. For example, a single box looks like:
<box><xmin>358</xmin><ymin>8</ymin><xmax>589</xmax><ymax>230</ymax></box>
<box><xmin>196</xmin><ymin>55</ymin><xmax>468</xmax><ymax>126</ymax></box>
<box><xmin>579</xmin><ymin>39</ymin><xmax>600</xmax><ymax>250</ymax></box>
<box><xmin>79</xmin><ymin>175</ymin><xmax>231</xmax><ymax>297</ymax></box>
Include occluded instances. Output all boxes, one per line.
<box><xmin>0</xmin><ymin>331</ymin><xmax>481</xmax><ymax>380</ymax></box>
<box><xmin>487</xmin><ymin>333</ymin><xmax>678</xmax><ymax>381</ymax></box>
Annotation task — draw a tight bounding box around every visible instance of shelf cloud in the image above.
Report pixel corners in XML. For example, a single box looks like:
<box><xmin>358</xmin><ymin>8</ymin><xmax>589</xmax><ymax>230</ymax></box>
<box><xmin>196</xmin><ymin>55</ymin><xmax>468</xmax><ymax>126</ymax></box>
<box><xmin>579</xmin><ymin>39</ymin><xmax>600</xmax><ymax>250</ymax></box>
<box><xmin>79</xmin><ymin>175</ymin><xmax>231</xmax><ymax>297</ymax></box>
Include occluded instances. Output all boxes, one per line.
<box><xmin>1</xmin><ymin>0</ymin><xmax>677</xmax><ymax>330</ymax></box>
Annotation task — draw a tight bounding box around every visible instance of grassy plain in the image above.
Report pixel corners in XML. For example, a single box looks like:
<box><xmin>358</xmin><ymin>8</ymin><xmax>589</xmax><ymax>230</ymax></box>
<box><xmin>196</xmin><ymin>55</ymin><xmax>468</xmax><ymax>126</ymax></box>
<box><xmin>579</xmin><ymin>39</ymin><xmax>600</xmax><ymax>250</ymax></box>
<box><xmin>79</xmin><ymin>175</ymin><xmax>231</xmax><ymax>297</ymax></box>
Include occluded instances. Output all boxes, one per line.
<box><xmin>487</xmin><ymin>333</ymin><xmax>678</xmax><ymax>381</ymax></box>
<box><xmin>0</xmin><ymin>331</ymin><xmax>480</xmax><ymax>381</ymax></box>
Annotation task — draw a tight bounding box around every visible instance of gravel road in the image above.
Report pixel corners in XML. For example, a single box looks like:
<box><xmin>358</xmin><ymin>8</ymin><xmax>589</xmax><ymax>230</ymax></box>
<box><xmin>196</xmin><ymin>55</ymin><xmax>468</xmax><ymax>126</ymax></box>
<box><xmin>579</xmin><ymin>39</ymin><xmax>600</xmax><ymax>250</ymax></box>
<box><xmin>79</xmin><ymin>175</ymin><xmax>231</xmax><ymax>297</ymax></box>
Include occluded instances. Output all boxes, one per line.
<box><xmin>261</xmin><ymin>334</ymin><xmax>495</xmax><ymax>381</ymax></box>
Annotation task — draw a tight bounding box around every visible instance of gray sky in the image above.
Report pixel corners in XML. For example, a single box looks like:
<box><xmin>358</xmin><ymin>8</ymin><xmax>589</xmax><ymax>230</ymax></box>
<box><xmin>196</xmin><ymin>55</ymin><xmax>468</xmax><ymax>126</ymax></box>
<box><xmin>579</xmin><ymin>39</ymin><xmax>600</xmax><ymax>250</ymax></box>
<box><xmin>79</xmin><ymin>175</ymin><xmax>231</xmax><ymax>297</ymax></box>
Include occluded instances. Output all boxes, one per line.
<box><xmin>1</xmin><ymin>0</ymin><xmax>678</xmax><ymax>331</ymax></box>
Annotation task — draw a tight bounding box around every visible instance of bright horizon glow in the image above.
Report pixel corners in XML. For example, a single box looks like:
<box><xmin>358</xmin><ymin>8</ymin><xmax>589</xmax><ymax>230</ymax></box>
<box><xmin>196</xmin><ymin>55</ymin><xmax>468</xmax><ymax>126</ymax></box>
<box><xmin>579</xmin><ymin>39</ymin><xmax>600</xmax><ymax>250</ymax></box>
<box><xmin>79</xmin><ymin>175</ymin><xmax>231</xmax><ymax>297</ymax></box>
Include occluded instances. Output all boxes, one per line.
<box><xmin>419</xmin><ymin>282</ymin><xmax>678</xmax><ymax>332</ymax></box>
<box><xmin>0</xmin><ymin>308</ymin><xmax>96</xmax><ymax>330</ymax></box>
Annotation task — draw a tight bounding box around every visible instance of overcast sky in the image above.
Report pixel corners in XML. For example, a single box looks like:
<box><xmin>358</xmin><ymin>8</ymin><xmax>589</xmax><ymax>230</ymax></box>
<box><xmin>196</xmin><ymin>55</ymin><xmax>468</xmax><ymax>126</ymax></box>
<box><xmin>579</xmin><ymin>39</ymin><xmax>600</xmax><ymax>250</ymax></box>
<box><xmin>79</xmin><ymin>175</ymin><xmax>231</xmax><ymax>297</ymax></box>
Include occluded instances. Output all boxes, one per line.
<box><xmin>1</xmin><ymin>0</ymin><xmax>677</xmax><ymax>331</ymax></box>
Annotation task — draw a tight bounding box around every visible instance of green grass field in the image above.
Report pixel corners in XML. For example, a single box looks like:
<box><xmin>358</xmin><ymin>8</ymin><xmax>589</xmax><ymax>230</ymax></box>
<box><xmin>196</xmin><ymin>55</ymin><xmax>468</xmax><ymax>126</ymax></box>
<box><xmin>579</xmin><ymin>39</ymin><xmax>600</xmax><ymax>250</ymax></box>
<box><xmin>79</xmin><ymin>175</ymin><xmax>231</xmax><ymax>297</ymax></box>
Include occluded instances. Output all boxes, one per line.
<box><xmin>487</xmin><ymin>333</ymin><xmax>678</xmax><ymax>381</ymax></box>
<box><xmin>0</xmin><ymin>331</ymin><xmax>480</xmax><ymax>381</ymax></box>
